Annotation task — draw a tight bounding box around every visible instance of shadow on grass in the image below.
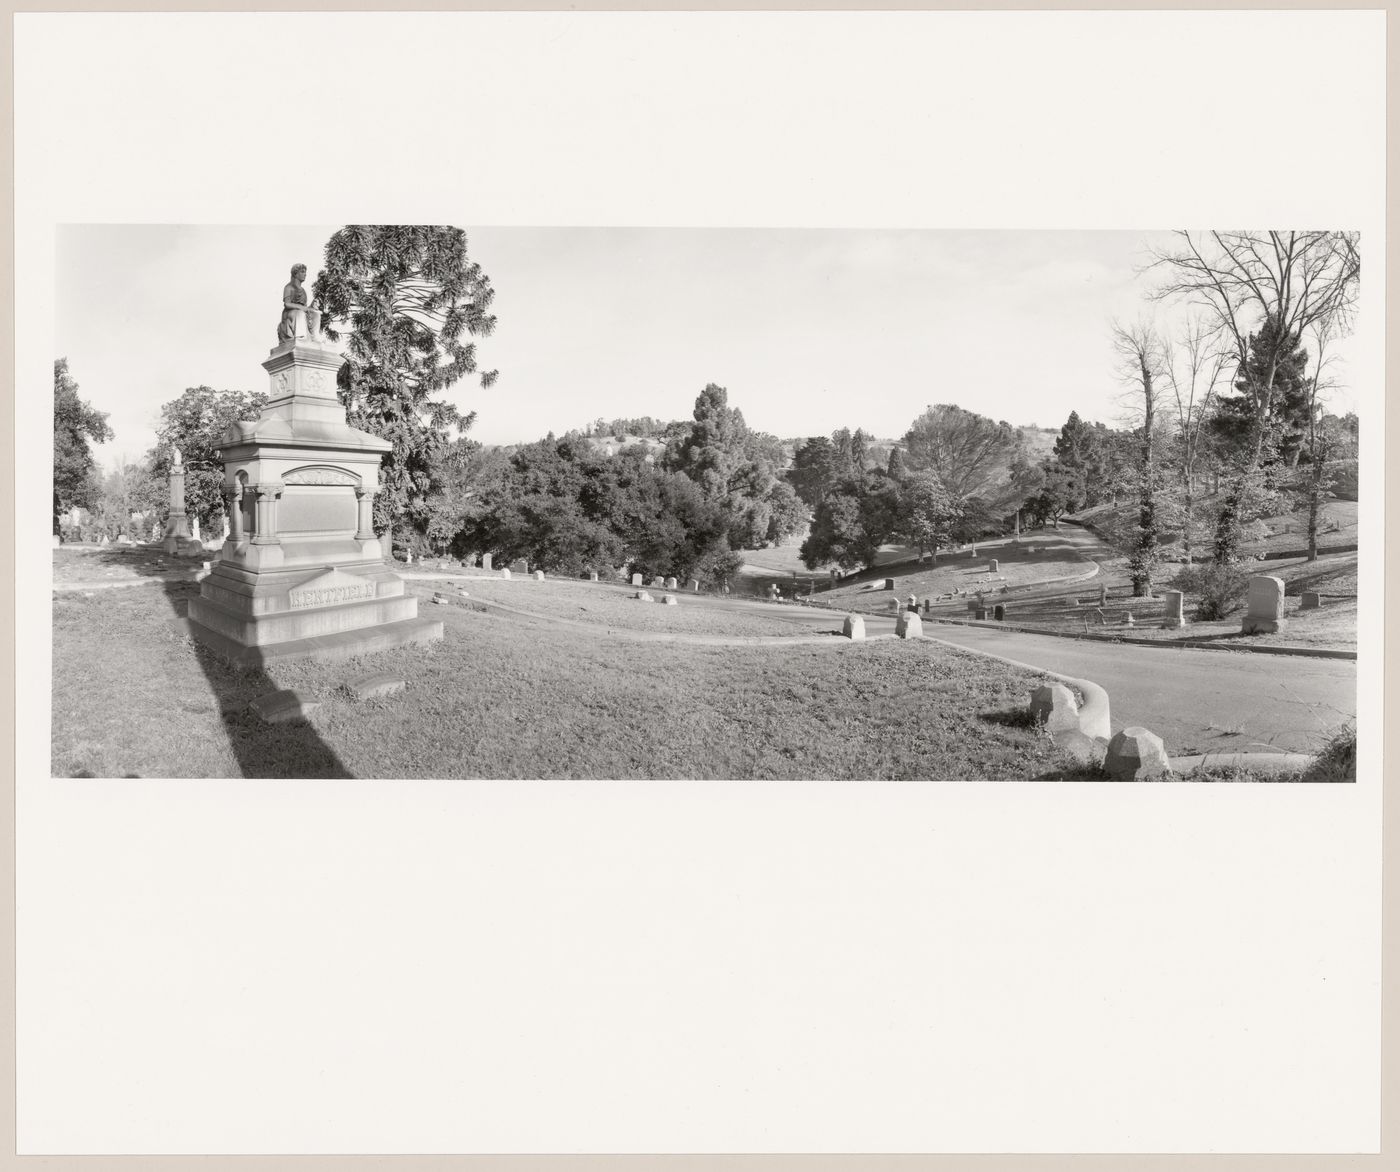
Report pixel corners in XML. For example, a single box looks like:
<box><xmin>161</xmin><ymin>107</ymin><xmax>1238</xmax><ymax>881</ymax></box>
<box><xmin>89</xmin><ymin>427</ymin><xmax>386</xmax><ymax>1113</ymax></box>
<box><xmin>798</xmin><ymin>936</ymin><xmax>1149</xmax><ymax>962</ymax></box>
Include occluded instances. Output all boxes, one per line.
<box><xmin>978</xmin><ymin>707</ymin><xmax>1040</xmax><ymax>730</ymax></box>
<box><xmin>57</xmin><ymin>544</ymin><xmax>352</xmax><ymax>779</ymax></box>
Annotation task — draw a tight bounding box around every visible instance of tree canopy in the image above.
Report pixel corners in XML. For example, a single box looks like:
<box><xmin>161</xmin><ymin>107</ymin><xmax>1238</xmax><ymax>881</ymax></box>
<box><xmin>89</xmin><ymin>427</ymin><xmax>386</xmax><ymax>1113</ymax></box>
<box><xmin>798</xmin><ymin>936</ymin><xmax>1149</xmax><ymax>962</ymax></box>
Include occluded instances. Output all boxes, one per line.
<box><xmin>314</xmin><ymin>225</ymin><xmax>498</xmax><ymax>541</ymax></box>
<box><xmin>53</xmin><ymin>358</ymin><xmax>113</xmax><ymax>513</ymax></box>
<box><xmin>152</xmin><ymin>385</ymin><xmax>268</xmax><ymax>527</ymax></box>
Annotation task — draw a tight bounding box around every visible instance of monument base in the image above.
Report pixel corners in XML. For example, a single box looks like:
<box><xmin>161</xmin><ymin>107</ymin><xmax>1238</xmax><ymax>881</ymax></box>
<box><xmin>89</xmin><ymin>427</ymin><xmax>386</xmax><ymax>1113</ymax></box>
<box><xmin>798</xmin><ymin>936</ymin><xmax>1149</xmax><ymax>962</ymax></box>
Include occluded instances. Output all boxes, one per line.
<box><xmin>186</xmin><ymin>559</ymin><xmax>443</xmax><ymax>666</ymax></box>
<box><xmin>184</xmin><ymin>613</ymin><xmax>444</xmax><ymax>669</ymax></box>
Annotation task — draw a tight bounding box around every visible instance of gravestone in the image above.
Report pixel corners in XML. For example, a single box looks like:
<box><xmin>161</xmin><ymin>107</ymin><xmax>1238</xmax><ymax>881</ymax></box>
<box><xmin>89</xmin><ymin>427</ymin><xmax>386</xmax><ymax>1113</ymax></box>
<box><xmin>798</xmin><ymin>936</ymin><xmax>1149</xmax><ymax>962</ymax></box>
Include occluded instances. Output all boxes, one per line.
<box><xmin>249</xmin><ymin>689</ymin><xmax>321</xmax><ymax>724</ymax></box>
<box><xmin>346</xmin><ymin>672</ymin><xmax>406</xmax><ymax>701</ymax></box>
<box><xmin>1241</xmin><ymin>575</ymin><xmax>1286</xmax><ymax>634</ymax></box>
<box><xmin>1105</xmin><ymin>727</ymin><xmax>1173</xmax><ymax>781</ymax></box>
<box><xmin>500</xmin><ymin>567</ymin><xmax>512</xmax><ymax>579</ymax></box>
<box><xmin>651</xmin><ymin>576</ymin><xmax>665</xmax><ymax>589</ymax></box>
<box><xmin>829</xmin><ymin>568</ymin><xmax>840</xmax><ymax>581</ymax></box>
<box><xmin>161</xmin><ymin>448</ymin><xmax>192</xmax><ymax>554</ymax></box>
<box><xmin>989</xmin><ymin>559</ymin><xmax>999</xmax><ymax>572</ymax></box>
<box><xmin>883</xmin><ymin>578</ymin><xmax>896</xmax><ymax>590</ymax></box>
<box><xmin>974</xmin><ymin>607</ymin><xmax>987</xmax><ymax>620</ymax></box>
<box><xmin>481</xmin><ymin>552</ymin><xmax>493</xmax><ymax>571</ymax></box>
<box><xmin>1028</xmin><ymin>683</ymin><xmax>1079</xmax><ymax>733</ymax></box>
<box><xmin>635</xmin><ymin>590</ymin><xmax>654</xmax><ymax>602</ymax></box>
<box><xmin>185</xmin><ymin>280</ymin><xmax>442</xmax><ymax>667</ymax></box>
<box><xmin>689</xmin><ymin>579</ymin><xmax>699</xmax><ymax>592</ymax></box>
<box><xmin>895</xmin><ymin>611</ymin><xmax>922</xmax><ymax>639</ymax></box>
<box><xmin>662</xmin><ymin>594</ymin><xmax>678</xmax><ymax>606</ymax></box>
<box><xmin>533</xmin><ymin>570</ymin><xmax>545</xmax><ymax>581</ymax></box>
<box><xmin>888</xmin><ymin>598</ymin><xmax>901</xmax><ymax>612</ymax></box>
<box><xmin>510</xmin><ymin>558</ymin><xmax>528</xmax><ymax>576</ymax></box>
<box><xmin>842</xmin><ymin>614</ymin><xmax>865</xmax><ymax>640</ymax></box>
<box><xmin>993</xmin><ymin>604</ymin><xmax>1005</xmax><ymax>621</ymax></box>
<box><xmin>1099</xmin><ymin>584</ymin><xmax>1108</xmax><ymax>606</ymax></box>
<box><xmin>1162</xmin><ymin>590</ymin><xmax>1186</xmax><ymax>629</ymax></box>
<box><xmin>664</xmin><ymin>577</ymin><xmax>677</xmax><ymax>590</ymax></box>
<box><xmin>631</xmin><ymin>573</ymin><xmax>643</xmax><ymax>586</ymax></box>
<box><xmin>589</xmin><ymin>572</ymin><xmax>599</xmax><ymax>582</ymax></box>
<box><xmin>921</xmin><ymin>599</ymin><xmax>930</xmax><ymax>615</ymax></box>
<box><xmin>1300</xmin><ymin>591</ymin><xmax>1322</xmax><ymax>610</ymax></box>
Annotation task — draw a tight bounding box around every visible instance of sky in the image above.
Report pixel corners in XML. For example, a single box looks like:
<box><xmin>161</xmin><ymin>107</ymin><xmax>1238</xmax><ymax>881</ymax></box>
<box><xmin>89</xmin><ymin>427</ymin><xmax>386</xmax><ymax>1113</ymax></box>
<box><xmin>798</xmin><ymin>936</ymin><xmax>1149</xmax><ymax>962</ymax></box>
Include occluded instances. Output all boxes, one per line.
<box><xmin>56</xmin><ymin>224</ymin><xmax>1361</xmax><ymax>469</ymax></box>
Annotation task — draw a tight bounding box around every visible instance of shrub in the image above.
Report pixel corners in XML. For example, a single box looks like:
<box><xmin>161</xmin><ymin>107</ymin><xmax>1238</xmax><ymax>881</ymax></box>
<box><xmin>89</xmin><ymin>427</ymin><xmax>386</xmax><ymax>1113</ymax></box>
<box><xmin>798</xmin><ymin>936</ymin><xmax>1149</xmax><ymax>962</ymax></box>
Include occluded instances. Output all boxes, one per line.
<box><xmin>1302</xmin><ymin>723</ymin><xmax>1356</xmax><ymax>783</ymax></box>
<box><xmin>1172</xmin><ymin>563</ymin><xmax>1250</xmax><ymax>620</ymax></box>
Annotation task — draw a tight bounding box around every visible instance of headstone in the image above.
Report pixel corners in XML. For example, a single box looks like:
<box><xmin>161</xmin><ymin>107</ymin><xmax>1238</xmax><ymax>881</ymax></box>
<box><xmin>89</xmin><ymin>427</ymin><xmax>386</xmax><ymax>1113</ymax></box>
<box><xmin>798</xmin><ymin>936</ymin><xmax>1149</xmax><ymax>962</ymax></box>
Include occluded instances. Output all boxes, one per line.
<box><xmin>842</xmin><ymin>613</ymin><xmax>865</xmax><ymax>640</ymax></box>
<box><xmin>1028</xmin><ymin>683</ymin><xmax>1079</xmax><ymax>734</ymax></box>
<box><xmin>1162</xmin><ymin>590</ymin><xmax>1186</xmax><ymax>628</ymax></box>
<box><xmin>191</xmin><ymin>516</ymin><xmax>201</xmax><ymax>542</ymax></box>
<box><xmin>1300</xmin><ymin>591</ymin><xmax>1322</xmax><ymax>610</ymax></box>
<box><xmin>631</xmin><ymin>573</ymin><xmax>643</xmax><ymax>586</ymax></box>
<box><xmin>829</xmin><ymin>568</ymin><xmax>840</xmax><ymax>581</ymax></box>
<box><xmin>510</xmin><ymin>558</ymin><xmax>528</xmax><ymax>576</ymax></box>
<box><xmin>347</xmin><ymin>672</ymin><xmax>406</xmax><ymax>701</ymax></box>
<box><xmin>895</xmin><ymin>610</ymin><xmax>922</xmax><ymax>639</ymax></box>
<box><xmin>1099</xmin><ymin>583</ymin><xmax>1108</xmax><ymax>606</ymax></box>
<box><xmin>1241</xmin><ymin>575</ymin><xmax>1286</xmax><ymax>634</ymax></box>
<box><xmin>922</xmin><ymin>599</ymin><xmax>930</xmax><ymax>615</ymax></box>
<box><xmin>883</xmin><ymin>578</ymin><xmax>896</xmax><ymax>591</ymax></box>
<box><xmin>405</xmin><ymin>550</ymin><xmax>413</xmax><ymax>564</ymax></box>
<box><xmin>1124</xmin><ymin>613</ymin><xmax>1135</xmax><ymax>627</ymax></box>
<box><xmin>533</xmin><ymin>570</ymin><xmax>545</xmax><ymax>581</ymax></box>
<box><xmin>481</xmin><ymin>552</ymin><xmax>493</xmax><ymax>571</ymax></box>
<box><xmin>635</xmin><ymin>590</ymin><xmax>654</xmax><ymax>602</ymax></box>
<box><xmin>689</xmin><ymin>579</ymin><xmax>699</xmax><ymax>592</ymax></box>
<box><xmin>589</xmin><ymin>572</ymin><xmax>599</xmax><ymax>582</ymax></box>
<box><xmin>500</xmin><ymin>567</ymin><xmax>511</xmax><ymax>579</ymax></box>
<box><xmin>652</xmin><ymin>576</ymin><xmax>665</xmax><ymax>589</ymax></box>
<box><xmin>889</xmin><ymin>598</ymin><xmax>901</xmax><ymax>612</ymax></box>
<box><xmin>974</xmin><ymin>607</ymin><xmax>988</xmax><ymax>620</ymax></box>
<box><xmin>249</xmin><ymin>689</ymin><xmax>321</xmax><ymax>724</ymax></box>
<box><xmin>989</xmin><ymin>559</ymin><xmax>999</xmax><ymax>572</ymax></box>
<box><xmin>1104</xmin><ymin>727</ymin><xmax>1174</xmax><ymax>781</ymax></box>
<box><xmin>662</xmin><ymin>594</ymin><xmax>678</xmax><ymax>606</ymax></box>
<box><xmin>993</xmin><ymin>604</ymin><xmax>1005</xmax><ymax>621</ymax></box>
<box><xmin>664</xmin><ymin>577</ymin><xmax>677</xmax><ymax>589</ymax></box>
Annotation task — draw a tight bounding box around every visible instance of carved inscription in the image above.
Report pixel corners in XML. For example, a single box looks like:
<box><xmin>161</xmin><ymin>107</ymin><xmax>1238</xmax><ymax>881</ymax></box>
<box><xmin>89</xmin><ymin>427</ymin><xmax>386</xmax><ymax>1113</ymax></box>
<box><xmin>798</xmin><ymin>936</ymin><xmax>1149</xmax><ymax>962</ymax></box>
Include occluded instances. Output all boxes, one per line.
<box><xmin>283</xmin><ymin>467</ymin><xmax>358</xmax><ymax>486</ymax></box>
<box><xmin>289</xmin><ymin>582</ymin><xmax>376</xmax><ymax>609</ymax></box>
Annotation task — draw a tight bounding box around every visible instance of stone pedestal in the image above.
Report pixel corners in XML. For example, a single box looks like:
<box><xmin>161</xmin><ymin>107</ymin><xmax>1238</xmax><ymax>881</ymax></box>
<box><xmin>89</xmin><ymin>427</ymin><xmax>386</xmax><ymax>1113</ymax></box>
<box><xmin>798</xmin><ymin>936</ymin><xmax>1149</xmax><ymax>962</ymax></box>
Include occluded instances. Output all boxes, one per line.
<box><xmin>185</xmin><ymin>336</ymin><xmax>442</xmax><ymax>666</ymax></box>
<box><xmin>162</xmin><ymin>462</ymin><xmax>192</xmax><ymax>554</ymax></box>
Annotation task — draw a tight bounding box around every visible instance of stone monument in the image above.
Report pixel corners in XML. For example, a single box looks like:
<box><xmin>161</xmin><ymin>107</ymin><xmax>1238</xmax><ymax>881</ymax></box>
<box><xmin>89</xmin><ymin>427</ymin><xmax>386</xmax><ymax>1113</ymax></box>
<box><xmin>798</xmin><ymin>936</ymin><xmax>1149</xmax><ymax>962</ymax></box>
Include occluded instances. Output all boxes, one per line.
<box><xmin>185</xmin><ymin>266</ymin><xmax>443</xmax><ymax>666</ymax></box>
<box><xmin>1240</xmin><ymin>575</ymin><xmax>1286</xmax><ymax>635</ymax></box>
<box><xmin>162</xmin><ymin>448</ymin><xmax>193</xmax><ymax>554</ymax></box>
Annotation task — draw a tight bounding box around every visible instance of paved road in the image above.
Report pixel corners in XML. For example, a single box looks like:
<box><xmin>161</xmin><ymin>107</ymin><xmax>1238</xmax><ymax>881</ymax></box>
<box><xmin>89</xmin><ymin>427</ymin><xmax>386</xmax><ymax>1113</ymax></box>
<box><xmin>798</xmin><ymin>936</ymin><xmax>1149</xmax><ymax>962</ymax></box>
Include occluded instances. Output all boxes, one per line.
<box><xmin>915</xmin><ymin>621</ymin><xmax>1355</xmax><ymax>755</ymax></box>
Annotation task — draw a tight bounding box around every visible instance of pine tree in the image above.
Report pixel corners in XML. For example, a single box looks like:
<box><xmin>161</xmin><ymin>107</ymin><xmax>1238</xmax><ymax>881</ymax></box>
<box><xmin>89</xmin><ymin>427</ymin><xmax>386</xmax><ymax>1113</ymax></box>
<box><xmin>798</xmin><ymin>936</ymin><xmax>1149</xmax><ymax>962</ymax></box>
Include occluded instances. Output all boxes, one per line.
<box><xmin>313</xmin><ymin>225</ymin><xmax>498</xmax><ymax>543</ymax></box>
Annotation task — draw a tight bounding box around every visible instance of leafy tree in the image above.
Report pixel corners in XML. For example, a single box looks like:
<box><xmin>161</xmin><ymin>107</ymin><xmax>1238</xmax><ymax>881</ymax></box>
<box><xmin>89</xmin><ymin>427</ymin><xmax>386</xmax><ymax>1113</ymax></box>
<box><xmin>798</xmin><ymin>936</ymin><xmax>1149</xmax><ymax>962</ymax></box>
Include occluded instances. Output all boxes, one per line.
<box><xmin>1027</xmin><ymin>461</ymin><xmax>1084</xmax><ymax>528</ymax></box>
<box><xmin>151</xmin><ymin>385</ymin><xmax>269</xmax><ymax>530</ymax></box>
<box><xmin>665</xmin><ymin>383</ymin><xmax>797</xmax><ymax>551</ymax></box>
<box><xmin>799</xmin><ymin>472</ymin><xmax>901</xmax><ymax>572</ymax></box>
<box><xmin>788</xmin><ymin>435</ymin><xmax>840</xmax><ymax>507</ymax></box>
<box><xmin>896</xmin><ymin>470</ymin><xmax>959</xmax><ymax>555</ymax></box>
<box><xmin>901</xmin><ymin>404</ymin><xmax>1020</xmax><ymax>505</ymax></box>
<box><xmin>1211</xmin><ymin>313</ymin><xmax>1311</xmax><ymax>471</ymax></box>
<box><xmin>314</xmin><ymin>225</ymin><xmax>498</xmax><ymax>545</ymax></box>
<box><xmin>53</xmin><ymin>359</ymin><xmax>113</xmax><ymax>516</ymax></box>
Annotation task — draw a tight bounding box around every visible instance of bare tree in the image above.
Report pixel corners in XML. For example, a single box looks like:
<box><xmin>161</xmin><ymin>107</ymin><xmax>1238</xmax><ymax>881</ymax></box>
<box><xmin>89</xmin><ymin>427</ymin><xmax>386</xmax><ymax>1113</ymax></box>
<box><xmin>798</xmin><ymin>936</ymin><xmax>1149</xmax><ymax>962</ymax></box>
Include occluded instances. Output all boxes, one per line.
<box><xmin>1110</xmin><ymin>319</ymin><xmax>1165</xmax><ymax>596</ymax></box>
<box><xmin>1146</xmin><ymin>231</ymin><xmax>1359</xmax><ymax>561</ymax></box>
<box><xmin>1300</xmin><ymin>317</ymin><xmax>1351</xmax><ymax>561</ymax></box>
<box><xmin>1159</xmin><ymin>317</ymin><xmax>1230</xmax><ymax>564</ymax></box>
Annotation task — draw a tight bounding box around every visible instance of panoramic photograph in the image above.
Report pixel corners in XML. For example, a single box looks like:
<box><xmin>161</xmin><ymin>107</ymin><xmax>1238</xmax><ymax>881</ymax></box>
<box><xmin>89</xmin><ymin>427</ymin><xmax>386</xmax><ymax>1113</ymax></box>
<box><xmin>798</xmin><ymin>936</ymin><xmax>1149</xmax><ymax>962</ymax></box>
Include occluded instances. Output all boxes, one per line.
<box><xmin>50</xmin><ymin>225</ymin><xmax>1362</xmax><ymax>781</ymax></box>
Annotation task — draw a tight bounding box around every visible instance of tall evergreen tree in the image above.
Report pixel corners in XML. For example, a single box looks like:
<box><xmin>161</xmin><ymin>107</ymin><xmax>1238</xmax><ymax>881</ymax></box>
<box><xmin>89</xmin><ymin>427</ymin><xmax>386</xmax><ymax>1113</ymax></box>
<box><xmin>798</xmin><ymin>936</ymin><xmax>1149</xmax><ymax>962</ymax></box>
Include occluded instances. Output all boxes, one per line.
<box><xmin>1211</xmin><ymin>313</ymin><xmax>1311</xmax><ymax>469</ymax></box>
<box><xmin>314</xmin><ymin>225</ymin><xmax>498</xmax><ymax>544</ymax></box>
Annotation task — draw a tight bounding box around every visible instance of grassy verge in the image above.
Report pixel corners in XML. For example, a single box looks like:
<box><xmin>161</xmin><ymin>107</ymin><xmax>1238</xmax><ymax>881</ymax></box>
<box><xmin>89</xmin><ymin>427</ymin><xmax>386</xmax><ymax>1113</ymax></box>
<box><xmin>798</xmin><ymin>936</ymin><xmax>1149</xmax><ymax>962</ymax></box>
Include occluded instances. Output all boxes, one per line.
<box><xmin>52</xmin><ymin>581</ymin><xmax>1097</xmax><ymax>780</ymax></box>
<box><xmin>452</xmin><ymin>577</ymin><xmax>828</xmax><ymax>638</ymax></box>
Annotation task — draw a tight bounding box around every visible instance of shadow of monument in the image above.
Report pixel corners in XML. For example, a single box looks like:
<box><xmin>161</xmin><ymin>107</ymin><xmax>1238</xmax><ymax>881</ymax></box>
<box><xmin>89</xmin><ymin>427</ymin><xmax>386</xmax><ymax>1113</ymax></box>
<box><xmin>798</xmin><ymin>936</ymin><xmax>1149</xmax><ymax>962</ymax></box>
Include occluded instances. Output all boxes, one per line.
<box><xmin>60</xmin><ymin>544</ymin><xmax>352</xmax><ymax>778</ymax></box>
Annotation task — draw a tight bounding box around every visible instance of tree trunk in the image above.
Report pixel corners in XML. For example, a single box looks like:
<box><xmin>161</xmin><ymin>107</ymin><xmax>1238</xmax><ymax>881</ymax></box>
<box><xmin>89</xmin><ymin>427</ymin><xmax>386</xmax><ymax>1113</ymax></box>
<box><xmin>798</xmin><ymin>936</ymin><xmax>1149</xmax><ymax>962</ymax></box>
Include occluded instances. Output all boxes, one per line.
<box><xmin>1182</xmin><ymin>472</ymin><xmax>1194</xmax><ymax>566</ymax></box>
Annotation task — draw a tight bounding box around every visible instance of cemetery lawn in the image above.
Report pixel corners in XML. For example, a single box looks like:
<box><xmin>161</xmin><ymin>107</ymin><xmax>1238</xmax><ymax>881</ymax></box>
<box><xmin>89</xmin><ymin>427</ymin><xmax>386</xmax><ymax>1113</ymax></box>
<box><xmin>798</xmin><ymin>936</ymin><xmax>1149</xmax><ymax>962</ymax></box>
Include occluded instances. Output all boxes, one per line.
<box><xmin>51</xmin><ymin>580</ymin><xmax>1096</xmax><ymax>780</ymax></box>
<box><xmin>447</xmin><ymin>577</ymin><xmax>828</xmax><ymax>638</ymax></box>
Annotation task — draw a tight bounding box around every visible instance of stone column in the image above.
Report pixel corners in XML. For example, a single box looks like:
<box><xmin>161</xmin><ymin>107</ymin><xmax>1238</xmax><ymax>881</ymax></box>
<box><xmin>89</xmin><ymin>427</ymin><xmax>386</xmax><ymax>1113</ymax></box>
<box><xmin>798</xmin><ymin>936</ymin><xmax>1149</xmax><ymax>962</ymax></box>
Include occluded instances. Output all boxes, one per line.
<box><xmin>354</xmin><ymin>487</ymin><xmax>377</xmax><ymax>540</ymax></box>
<box><xmin>225</xmin><ymin>486</ymin><xmax>244</xmax><ymax>542</ymax></box>
<box><xmin>250</xmin><ymin>484</ymin><xmax>283</xmax><ymax>546</ymax></box>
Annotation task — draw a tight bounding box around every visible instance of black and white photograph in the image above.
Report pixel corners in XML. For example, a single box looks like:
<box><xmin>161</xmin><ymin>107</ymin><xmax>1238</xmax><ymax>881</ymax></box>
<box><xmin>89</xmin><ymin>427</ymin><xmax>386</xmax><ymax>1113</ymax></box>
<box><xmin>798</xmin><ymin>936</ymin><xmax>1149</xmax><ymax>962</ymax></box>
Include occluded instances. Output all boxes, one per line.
<box><xmin>49</xmin><ymin>224</ymin><xmax>1362</xmax><ymax>781</ymax></box>
<box><xmin>13</xmin><ymin>7</ymin><xmax>1387</xmax><ymax>1161</ymax></box>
